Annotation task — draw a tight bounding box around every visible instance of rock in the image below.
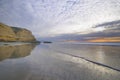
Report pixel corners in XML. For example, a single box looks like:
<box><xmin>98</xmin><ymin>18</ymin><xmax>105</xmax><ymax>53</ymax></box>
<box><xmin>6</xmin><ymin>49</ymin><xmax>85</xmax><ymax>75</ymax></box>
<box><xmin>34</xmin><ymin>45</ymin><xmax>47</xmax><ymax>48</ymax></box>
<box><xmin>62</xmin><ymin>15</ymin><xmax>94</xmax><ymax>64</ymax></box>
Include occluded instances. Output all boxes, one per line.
<box><xmin>0</xmin><ymin>22</ymin><xmax>36</xmax><ymax>42</ymax></box>
<box><xmin>43</xmin><ymin>41</ymin><xmax>52</xmax><ymax>43</ymax></box>
<box><xmin>0</xmin><ymin>23</ymin><xmax>16</xmax><ymax>41</ymax></box>
<box><xmin>11</xmin><ymin>27</ymin><xmax>36</xmax><ymax>42</ymax></box>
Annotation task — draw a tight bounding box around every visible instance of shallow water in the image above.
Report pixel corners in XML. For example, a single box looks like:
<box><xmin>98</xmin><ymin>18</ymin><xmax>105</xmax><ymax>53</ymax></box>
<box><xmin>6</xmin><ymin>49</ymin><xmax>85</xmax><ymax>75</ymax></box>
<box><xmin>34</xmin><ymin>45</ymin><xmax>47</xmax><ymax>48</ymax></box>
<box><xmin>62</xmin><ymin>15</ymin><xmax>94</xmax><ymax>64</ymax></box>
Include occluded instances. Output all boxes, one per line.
<box><xmin>0</xmin><ymin>43</ymin><xmax>120</xmax><ymax>80</ymax></box>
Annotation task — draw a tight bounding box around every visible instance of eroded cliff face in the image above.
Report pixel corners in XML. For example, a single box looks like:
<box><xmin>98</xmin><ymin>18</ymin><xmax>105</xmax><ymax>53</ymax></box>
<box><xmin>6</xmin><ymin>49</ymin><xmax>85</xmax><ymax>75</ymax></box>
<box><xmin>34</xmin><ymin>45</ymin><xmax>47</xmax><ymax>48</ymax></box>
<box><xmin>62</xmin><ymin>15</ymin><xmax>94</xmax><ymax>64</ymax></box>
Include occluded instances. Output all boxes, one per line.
<box><xmin>11</xmin><ymin>27</ymin><xmax>36</xmax><ymax>42</ymax></box>
<box><xmin>0</xmin><ymin>23</ymin><xmax>16</xmax><ymax>41</ymax></box>
<box><xmin>0</xmin><ymin>23</ymin><xmax>36</xmax><ymax>42</ymax></box>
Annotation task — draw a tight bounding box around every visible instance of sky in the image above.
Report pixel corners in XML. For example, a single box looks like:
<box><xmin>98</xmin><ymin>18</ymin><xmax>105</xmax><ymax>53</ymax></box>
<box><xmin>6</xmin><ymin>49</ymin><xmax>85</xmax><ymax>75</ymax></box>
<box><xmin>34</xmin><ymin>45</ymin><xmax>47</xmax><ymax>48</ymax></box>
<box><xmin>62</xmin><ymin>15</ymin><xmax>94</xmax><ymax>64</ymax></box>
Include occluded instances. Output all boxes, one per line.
<box><xmin>0</xmin><ymin>0</ymin><xmax>120</xmax><ymax>40</ymax></box>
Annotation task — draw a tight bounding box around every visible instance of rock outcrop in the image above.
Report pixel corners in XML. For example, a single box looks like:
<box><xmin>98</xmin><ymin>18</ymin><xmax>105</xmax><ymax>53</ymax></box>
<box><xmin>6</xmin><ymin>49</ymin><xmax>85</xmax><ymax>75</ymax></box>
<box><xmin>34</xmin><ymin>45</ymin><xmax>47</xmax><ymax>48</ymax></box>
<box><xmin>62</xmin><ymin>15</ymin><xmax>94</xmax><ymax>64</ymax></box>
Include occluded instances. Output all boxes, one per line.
<box><xmin>0</xmin><ymin>23</ymin><xmax>16</xmax><ymax>41</ymax></box>
<box><xmin>0</xmin><ymin>23</ymin><xmax>36</xmax><ymax>42</ymax></box>
<box><xmin>11</xmin><ymin>27</ymin><xmax>36</xmax><ymax>42</ymax></box>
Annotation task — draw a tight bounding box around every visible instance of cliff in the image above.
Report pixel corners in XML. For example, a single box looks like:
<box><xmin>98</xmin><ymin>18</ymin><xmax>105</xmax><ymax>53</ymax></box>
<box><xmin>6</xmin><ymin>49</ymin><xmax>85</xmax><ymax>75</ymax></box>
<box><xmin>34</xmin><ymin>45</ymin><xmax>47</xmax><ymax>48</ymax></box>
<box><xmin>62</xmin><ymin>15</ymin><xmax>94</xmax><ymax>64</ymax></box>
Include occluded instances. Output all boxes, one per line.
<box><xmin>0</xmin><ymin>23</ymin><xmax>36</xmax><ymax>42</ymax></box>
<box><xmin>0</xmin><ymin>23</ymin><xmax>16</xmax><ymax>41</ymax></box>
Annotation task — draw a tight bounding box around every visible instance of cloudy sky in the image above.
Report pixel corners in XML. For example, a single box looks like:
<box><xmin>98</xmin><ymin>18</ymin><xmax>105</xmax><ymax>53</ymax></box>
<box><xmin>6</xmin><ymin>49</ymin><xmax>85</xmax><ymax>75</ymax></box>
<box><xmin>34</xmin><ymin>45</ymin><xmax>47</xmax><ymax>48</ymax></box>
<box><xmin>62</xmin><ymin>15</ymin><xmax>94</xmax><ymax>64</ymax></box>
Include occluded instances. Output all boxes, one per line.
<box><xmin>0</xmin><ymin>0</ymin><xmax>120</xmax><ymax>40</ymax></box>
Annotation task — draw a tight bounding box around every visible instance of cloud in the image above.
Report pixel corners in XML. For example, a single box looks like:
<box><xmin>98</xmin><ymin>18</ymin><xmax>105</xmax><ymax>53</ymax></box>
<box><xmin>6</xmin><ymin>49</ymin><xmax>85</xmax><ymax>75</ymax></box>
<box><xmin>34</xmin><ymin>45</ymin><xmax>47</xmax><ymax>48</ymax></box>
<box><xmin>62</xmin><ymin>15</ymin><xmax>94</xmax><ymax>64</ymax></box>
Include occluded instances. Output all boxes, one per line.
<box><xmin>0</xmin><ymin>0</ymin><xmax>120</xmax><ymax>38</ymax></box>
<box><xmin>93</xmin><ymin>20</ymin><xmax>120</xmax><ymax>33</ymax></box>
<box><xmin>95</xmin><ymin>20</ymin><xmax>120</xmax><ymax>28</ymax></box>
<box><xmin>40</xmin><ymin>20</ymin><xmax>120</xmax><ymax>41</ymax></box>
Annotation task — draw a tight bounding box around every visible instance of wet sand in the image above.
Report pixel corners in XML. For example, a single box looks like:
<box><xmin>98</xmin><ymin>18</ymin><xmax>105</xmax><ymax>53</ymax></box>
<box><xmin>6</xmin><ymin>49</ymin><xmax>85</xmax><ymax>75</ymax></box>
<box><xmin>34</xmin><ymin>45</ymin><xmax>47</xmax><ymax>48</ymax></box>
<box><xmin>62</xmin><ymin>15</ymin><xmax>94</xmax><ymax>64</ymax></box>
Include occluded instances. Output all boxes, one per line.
<box><xmin>0</xmin><ymin>43</ymin><xmax>120</xmax><ymax>80</ymax></box>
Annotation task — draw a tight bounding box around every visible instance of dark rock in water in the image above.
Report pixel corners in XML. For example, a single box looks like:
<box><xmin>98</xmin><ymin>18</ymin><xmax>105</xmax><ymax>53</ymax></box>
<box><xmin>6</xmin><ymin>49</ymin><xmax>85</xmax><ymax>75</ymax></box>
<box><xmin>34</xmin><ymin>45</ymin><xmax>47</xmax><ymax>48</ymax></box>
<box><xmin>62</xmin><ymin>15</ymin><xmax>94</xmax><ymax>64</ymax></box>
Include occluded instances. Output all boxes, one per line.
<box><xmin>0</xmin><ymin>22</ymin><xmax>37</xmax><ymax>42</ymax></box>
<box><xmin>43</xmin><ymin>41</ymin><xmax>52</xmax><ymax>43</ymax></box>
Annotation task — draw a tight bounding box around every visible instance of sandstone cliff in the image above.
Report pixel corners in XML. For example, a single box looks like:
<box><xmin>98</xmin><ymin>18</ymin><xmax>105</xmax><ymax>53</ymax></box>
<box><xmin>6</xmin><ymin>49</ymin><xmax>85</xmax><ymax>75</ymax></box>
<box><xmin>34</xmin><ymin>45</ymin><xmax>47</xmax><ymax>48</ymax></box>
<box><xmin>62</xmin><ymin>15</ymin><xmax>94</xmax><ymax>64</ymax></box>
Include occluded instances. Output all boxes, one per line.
<box><xmin>0</xmin><ymin>23</ymin><xmax>36</xmax><ymax>42</ymax></box>
<box><xmin>0</xmin><ymin>23</ymin><xmax>16</xmax><ymax>41</ymax></box>
<box><xmin>11</xmin><ymin>27</ymin><xmax>36</xmax><ymax>42</ymax></box>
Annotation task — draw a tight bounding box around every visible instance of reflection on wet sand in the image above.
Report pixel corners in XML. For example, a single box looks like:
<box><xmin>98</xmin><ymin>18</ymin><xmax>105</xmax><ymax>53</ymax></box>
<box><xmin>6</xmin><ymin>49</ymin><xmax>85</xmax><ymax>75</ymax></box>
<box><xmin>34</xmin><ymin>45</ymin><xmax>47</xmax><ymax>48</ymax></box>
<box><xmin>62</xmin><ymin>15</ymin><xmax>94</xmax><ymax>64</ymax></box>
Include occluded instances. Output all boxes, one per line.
<box><xmin>48</xmin><ymin>43</ymin><xmax>120</xmax><ymax>70</ymax></box>
<box><xmin>0</xmin><ymin>44</ymin><xmax>37</xmax><ymax>61</ymax></box>
<box><xmin>0</xmin><ymin>60</ymin><xmax>31</xmax><ymax>80</ymax></box>
<box><xmin>0</xmin><ymin>43</ymin><xmax>120</xmax><ymax>80</ymax></box>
